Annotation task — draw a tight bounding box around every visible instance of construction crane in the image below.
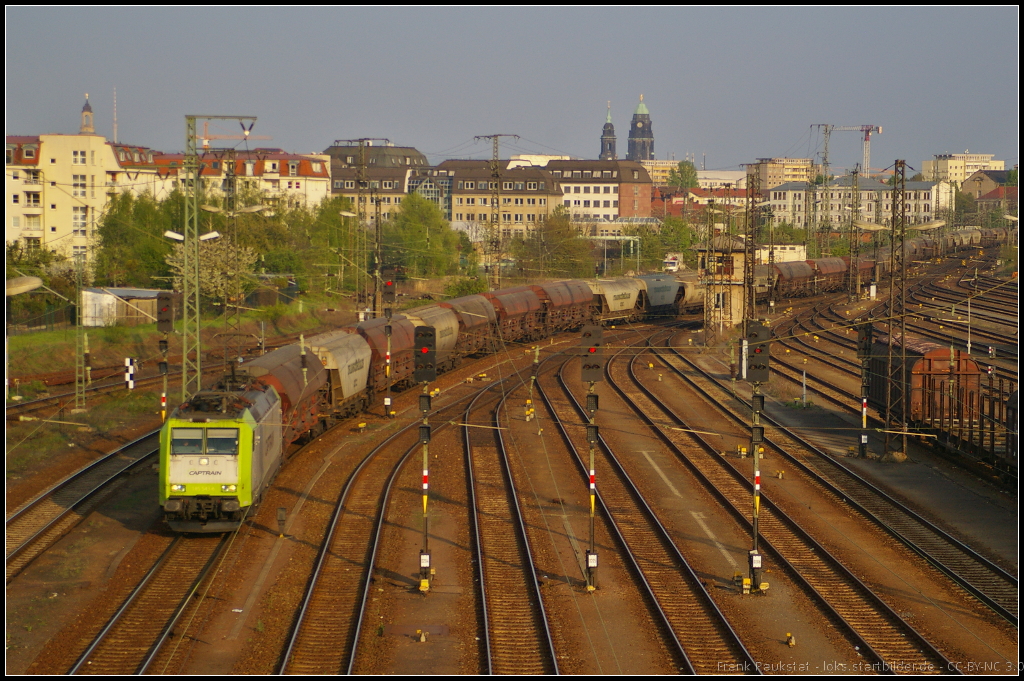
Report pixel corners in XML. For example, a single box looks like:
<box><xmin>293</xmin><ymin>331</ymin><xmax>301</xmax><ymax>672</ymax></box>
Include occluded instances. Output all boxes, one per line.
<box><xmin>834</xmin><ymin>125</ymin><xmax>881</xmax><ymax>175</ymax></box>
<box><xmin>198</xmin><ymin>120</ymin><xmax>271</xmax><ymax>149</ymax></box>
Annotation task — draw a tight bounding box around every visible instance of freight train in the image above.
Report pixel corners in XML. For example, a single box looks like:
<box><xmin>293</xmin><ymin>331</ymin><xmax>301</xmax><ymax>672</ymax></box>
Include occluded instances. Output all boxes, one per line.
<box><xmin>159</xmin><ymin>226</ymin><xmax>1011</xmax><ymax>531</ymax></box>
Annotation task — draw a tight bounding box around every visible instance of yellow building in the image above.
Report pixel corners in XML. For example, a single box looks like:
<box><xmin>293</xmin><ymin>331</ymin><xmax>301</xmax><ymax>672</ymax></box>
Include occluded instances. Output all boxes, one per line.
<box><xmin>922</xmin><ymin>153</ymin><xmax>1005</xmax><ymax>183</ymax></box>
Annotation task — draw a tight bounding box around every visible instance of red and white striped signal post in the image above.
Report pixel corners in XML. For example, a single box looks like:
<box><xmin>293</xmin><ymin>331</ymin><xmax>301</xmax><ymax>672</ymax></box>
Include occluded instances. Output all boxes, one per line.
<box><xmin>414</xmin><ymin>326</ymin><xmax>436</xmax><ymax>593</ymax></box>
<box><xmin>580</xmin><ymin>325</ymin><xmax>604</xmax><ymax>591</ymax></box>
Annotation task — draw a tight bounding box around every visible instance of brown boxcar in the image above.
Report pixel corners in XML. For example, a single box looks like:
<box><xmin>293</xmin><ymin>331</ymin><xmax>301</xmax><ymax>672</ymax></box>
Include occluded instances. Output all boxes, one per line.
<box><xmin>867</xmin><ymin>335</ymin><xmax>982</xmax><ymax>431</ymax></box>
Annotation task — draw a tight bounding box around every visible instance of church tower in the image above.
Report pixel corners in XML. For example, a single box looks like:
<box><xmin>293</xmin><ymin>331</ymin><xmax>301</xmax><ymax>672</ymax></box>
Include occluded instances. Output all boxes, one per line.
<box><xmin>626</xmin><ymin>94</ymin><xmax>653</xmax><ymax>162</ymax></box>
<box><xmin>599</xmin><ymin>102</ymin><xmax>616</xmax><ymax>160</ymax></box>
<box><xmin>80</xmin><ymin>94</ymin><xmax>95</xmax><ymax>134</ymax></box>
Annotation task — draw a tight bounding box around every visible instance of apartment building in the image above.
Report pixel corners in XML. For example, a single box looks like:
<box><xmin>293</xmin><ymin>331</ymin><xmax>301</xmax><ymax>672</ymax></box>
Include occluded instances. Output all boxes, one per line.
<box><xmin>765</xmin><ymin>176</ymin><xmax>954</xmax><ymax>227</ymax></box>
<box><xmin>545</xmin><ymin>159</ymin><xmax>652</xmax><ymax>222</ymax></box>
<box><xmin>922</xmin><ymin>153</ymin><xmax>1005</xmax><ymax>183</ymax></box>
<box><xmin>437</xmin><ymin>160</ymin><xmax>562</xmax><ymax>240</ymax></box>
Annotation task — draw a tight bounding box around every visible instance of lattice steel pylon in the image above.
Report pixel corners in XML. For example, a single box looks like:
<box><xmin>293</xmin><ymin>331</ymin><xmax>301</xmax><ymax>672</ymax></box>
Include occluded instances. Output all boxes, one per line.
<box><xmin>475</xmin><ymin>134</ymin><xmax>518</xmax><ymax>290</ymax></box>
<box><xmin>848</xmin><ymin>165</ymin><xmax>861</xmax><ymax>301</ymax></box>
<box><xmin>702</xmin><ymin>203</ymin><xmax>717</xmax><ymax>349</ymax></box>
<box><xmin>73</xmin><ymin>252</ymin><xmax>88</xmax><ymax>409</ymax></box>
<box><xmin>884</xmin><ymin>160</ymin><xmax>908</xmax><ymax>457</ymax></box>
<box><xmin>182</xmin><ymin>114</ymin><xmax>256</xmax><ymax>401</ymax></box>
<box><xmin>743</xmin><ymin>167</ymin><xmax>761</xmax><ymax>322</ymax></box>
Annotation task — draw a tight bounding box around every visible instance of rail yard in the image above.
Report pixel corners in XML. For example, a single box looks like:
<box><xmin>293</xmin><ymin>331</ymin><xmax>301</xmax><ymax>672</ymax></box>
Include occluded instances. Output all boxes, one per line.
<box><xmin>6</xmin><ymin>239</ymin><xmax>1018</xmax><ymax>676</ymax></box>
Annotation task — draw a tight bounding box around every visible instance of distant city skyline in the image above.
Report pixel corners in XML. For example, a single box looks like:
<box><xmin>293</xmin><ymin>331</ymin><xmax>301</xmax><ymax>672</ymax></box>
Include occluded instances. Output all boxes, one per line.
<box><xmin>6</xmin><ymin>7</ymin><xmax>1018</xmax><ymax>174</ymax></box>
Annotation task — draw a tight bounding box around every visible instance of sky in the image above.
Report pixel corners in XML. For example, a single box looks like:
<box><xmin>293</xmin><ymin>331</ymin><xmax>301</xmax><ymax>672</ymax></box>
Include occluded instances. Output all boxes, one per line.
<box><xmin>6</xmin><ymin>7</ymin><xmax>1019</xmax><ymax>175</ymax></box>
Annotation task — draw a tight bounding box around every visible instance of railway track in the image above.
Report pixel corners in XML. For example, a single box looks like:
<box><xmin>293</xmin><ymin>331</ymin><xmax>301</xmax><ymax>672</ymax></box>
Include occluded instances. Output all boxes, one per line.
<box><xmin>535</xmin><ymin>344</ymin><xmax>758</xmax><ymax>675</ymax></box>
<box><xmin>280</xmin><ymin>371</ymin><xmax>542</xmax><ymax>674</ymax></box>
<box><xmin>661</xmin><ymin>332</ymin><xmax>1018</xmax><ymax>626</ymax></box>
<box><xmin>68</xmin><ymin>533</ymin><xmax>229</xmax><ymax>675</ymax></box>
<box><xmin>607</xmin><ymin>331</ymin><xmax>955</xmax><ymax>672</ymax></box>
<box><xmin>5</xmin><ymin>431</ymin><xmax>159</xmax><ymax>583</ymax></box>
<box><xmin>465</xmin><ymin>381</ymin><xmax>559</xmax><ymax>674</ymax></box>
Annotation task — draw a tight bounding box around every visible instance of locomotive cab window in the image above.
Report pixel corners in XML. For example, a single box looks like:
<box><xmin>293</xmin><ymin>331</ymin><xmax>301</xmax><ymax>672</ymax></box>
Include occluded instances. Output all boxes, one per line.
<box><xmin>206</xmin><ymin>428</ymin><xmax>240</xmax><ymax>455</ymax></box>
<box><xmin>171</xmin><ymin>428</ymin><xmax>204</xmax><ymax>455</ymax></box>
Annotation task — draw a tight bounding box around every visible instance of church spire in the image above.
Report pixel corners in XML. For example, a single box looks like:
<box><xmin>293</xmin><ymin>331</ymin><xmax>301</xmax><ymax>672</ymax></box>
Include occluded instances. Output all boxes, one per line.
<box><xmin>80</xmin><ymin>93</ymin><xmax>95</xmax><ymax>134</ymax></box>
<box><xmin>627</xmin><ymin>94</ymin><xmax>653</xmax><ymax>161</ymax></box>
<box><xmin>600</xmin><ymin>101</ymin><xmax>617</xmax><ymax>160</ymax></box>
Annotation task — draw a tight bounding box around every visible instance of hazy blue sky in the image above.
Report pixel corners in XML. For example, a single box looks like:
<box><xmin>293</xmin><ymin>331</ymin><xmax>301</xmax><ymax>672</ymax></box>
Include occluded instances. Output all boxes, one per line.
<box><xmin>6</xmin><ymin>7</ymin><xmax>1018</xmax><ymax>174</ymax></box>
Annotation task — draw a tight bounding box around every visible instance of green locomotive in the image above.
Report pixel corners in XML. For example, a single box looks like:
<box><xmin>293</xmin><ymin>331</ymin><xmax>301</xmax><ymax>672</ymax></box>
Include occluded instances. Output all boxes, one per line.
<box><xmin>159</xmin><ymin>345</ymin><xmax>326</xmax><ymax>532</ymax></box>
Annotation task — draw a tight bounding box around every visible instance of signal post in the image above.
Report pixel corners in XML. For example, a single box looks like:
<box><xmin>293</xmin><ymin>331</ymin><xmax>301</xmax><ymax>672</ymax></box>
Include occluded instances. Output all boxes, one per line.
<box><xmin>157</xmin><ymin>292</ymin><xmax>173</xmax><ymax>421</ymax></box>
<box><xmin>744</xmin><ymin>319</ymin><xmax>771</xmax><ymax>595</ymax></box>
<box><xmin>580</xmin><ymin>325</ymin><xmax>605</xmax><ymax>591</ymax></box>
<box><xmin>414</xmin><ymin>325</ymin><xmax>437</xmax><ymax>593</ymax></box>
<box><xmin>382</xmin><ymin>270</ymin><xmax>397</xmax><ymax>418</ymax></box>
<box><xmin>856</xmin><ymin>322</ymin><xmax>873</xmax><ymax>457</ymax></box>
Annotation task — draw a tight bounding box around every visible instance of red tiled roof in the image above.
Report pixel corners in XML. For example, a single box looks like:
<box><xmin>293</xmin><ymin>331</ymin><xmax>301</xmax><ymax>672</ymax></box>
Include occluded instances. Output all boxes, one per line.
<box><xmin>978</xmin><ymin>186</ymin><xmax>1017</xmax><ymax>201</ymax></box>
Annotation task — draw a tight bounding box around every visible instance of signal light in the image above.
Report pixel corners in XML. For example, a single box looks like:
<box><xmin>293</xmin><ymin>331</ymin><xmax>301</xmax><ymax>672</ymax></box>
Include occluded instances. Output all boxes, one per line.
<box><xmin>414</xmin><ymin>326</ymin><xmax>437</xmax><ymax>383</ymax></box>
<box><xmin>857</xmin><ymin>322</ymin><xmax>873</xmax><ymax>359</ymax></box>
<box><xmin>382</xmin><ymin>268</ymin><xmax>397</xmax><ymax>304</ymax></box>
<box><xmin>157</xmin><ymin>291</ymin><xmax>174</xmax><ymax>333</ymax></box>
<box><xmin>580</xmin><ymin>325</ymin><xmax>605</xmax><ymax>383</ymax></box>
<box><xmin>746</xmin><ymin>319</ymin><xmax>770</xmax><ymax>383</ymax></box>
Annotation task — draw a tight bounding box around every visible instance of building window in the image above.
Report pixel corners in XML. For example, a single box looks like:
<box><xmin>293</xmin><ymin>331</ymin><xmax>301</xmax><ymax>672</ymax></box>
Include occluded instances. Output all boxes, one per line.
<box><xmin>334</xmin><ymin>181</ymin><xmax>343</xmax><ymax>189</ymax></box>
<box><xmin>514</xmin><ymin>198</ymin><xmax>524</xmax><ymax>205</ymax></box>
<box><xmin>25</xmin><ymin>192</ymin><xmax>40</xmax><ymax>206</ymax></box>
<box><xmin>564</xmin><ymin>200</ymin><xmax>571</xmax><ymax>207</ymax></box>
<box><xmin>12</xmin><ymin>194</ymin><xmax>19</xmax><ymax>204</ymax></box>
<box><xmin>503</xmin><ymin>182</ymin><xmax>513</xmax><ymax>190</ymax></box>
<box><xmin>527</xmin><ymin>182</ymin><xmax>537</xmax><ymax>190</ymax></box>
<box><xmin>551</xmin><ymin>171</ymin><xmax>561</xmax><ymax>178</ymax></box>
<box><xmin>527</xmin><ymin>214</ymin><xmax>535</xmax><ymax>222</ymax></box>
<box><xmin>539</xmin><ymin>199</ymin><xmax>546</xmax><ymax>206</ymax></box>
<box><xmin>24</xmin><ymin>148</ymin><xmax>36</xmax><ymax>159</ymax></box>
<box><xmin>514</xmin><ymin>214</ymin><xmax>523</xmax><ymax>222</ymax></box>
<box><xmin>73</xmin><ymin>174</ymin><xmax>87</xmax><ymax>197</ymax></box>
<box><xmin>73</xmin><ymin>206</ymin><xmax>88</xmax><ymax>235</ymax></box>
<box><xmin>603</xmin><ymin>200</ymin><xmax>611</xmax><ymax>208</ymax></box>
<box><xmin>345</xmin><ymin>180</ymin><xmax>355</xmax><ymax>189</ymax></box>
<box><xmin>289</xmin><ymin>162</ymin><xmax>298</xmax><ymax>177</ymax></box>
<box><xmin>515</xmin><ymin>182</ymin><xmax>524</xmax><ymax>191</ymax></box>
<box><xmin>526</xmin><ymin>198</ymin><xmax>536</xmax><ymax>206</ymax></box>
<box><xmin>466</xmin><ymin>181</ymin><xmax>475</xmax><ymax>190</ymax></box>
<box><xmin>73</xmin><ymin>150</ymin><xmax>87</xmax><ymax>165</ymax></box>
<box><xmin>583</xmin><ymin>201</ymin><xmax>591</xmax><ymax>208</ymax></box>
<box><xmin>24</xmin><ymin>237</ymin><xmax>41</xmax><ymax>251</ymax></box>
<box><xmin>613</xmin><ymin>201</ymin><xmax>618</xmax><ymax>208</ymax></box>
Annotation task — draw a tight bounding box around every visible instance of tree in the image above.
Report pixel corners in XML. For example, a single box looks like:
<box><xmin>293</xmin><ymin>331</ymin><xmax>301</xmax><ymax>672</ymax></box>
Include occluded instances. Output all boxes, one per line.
<box><xmin>93</xmin><ymin>192</ymin><xmax>177</xmax><ymax>288</ymax></box>
<box><xmin>382</xmin><ymin>193</ymin><xmax>469</xmax><ymax>278</ymax></box>
<box><xmin>511</xmin><ymin>206</ymin><xmax>594</xmax><ymax>279</ymax></box>
<box><xmin>165</xmin><ymin>237</ymin><xmax>258</xmax><ymax>307</ymax></box>
<box><xmin>1006</xmin><ymin>169</ymin><xmax>1018</xmax><ymax>187</ymax></box>
<box><xmin>667</xmin><ymin>160</ymin><xmax>698</xmax><ymax>189</ymax></box>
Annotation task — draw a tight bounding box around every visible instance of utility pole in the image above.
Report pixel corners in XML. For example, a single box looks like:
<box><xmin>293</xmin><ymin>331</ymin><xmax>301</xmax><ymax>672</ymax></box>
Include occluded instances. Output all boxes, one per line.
<box><xmin>884</xmin><ymin>160</ymin><xmax>908</xmax><ymax>459</ymax></box>
<box><xmin>474</xmin><ymin>134</ymin><xmax>518</xmax><ymax>290</ymax></box>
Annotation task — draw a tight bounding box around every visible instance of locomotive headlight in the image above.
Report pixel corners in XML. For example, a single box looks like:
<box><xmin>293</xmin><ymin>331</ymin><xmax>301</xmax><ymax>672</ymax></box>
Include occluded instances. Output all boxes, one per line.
<box><xmin>170</xmin><ymin>484</ymin><xmax>186</xmax><ymax>492</ymax></box>
<box><xmin>221</xmin><ymin>484</ymin><xmax>237</xmax><ymax>492</ymax></box>
<box><xmin>199</xmin><ymin>457</ymin><xmax>209</xmax><ymax>466</ymax></box>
